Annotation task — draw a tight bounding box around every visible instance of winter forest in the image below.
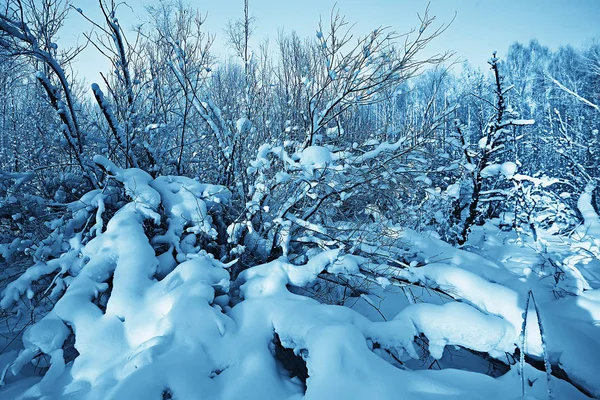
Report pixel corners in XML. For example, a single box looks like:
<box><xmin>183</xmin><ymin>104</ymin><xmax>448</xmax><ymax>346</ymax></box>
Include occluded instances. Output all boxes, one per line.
<box><xmin>0</xmin><ymin>0</ymin><xmax>599</xmax><ymax>398</ymax></box>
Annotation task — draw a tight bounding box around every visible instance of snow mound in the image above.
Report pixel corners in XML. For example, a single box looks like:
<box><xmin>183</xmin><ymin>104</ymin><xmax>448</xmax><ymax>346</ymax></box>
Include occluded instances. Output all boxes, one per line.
<box><xmin>1</xmin><ymin>164</ymin><xmax>598</xmax><ymax>399</ymax></box>
<box><xmin>299</xmin><ymin>146</ymin><xmax>333</xmax><ymax>176</ymax></box>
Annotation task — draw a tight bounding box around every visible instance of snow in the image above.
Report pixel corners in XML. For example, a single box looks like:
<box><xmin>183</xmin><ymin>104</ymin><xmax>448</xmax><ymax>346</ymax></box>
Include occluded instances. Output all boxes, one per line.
<box><xmin>236</xmin><ymin>117</ymin><xmax>251</xmax><ymax>133</ymax></box>
<box><xmin>512</xmin><ymin>174</ymin><xmax>560</xmax><ymax>187</ymax></box>
<box><xmin>299</xmin><ymin>146</ymin><xmax>333</xmax><ymax>176</ymax></box>
<box><xmin>349</xmin><ymin>137</ymin><xmax>406</xmax><ymax>164</ymax></box>
<box><xmin>414</xmin><ymin>174</ymin><xmax>433</xmax><ymax>185</ymax></box>
<box><xmin>371</xmin><ymin>302</ymin><xmax>516</xmax><ymax>359</ymax></box>
<box><xmin>401</xmin><ymin>262</ymin><xmax>523</xmax><ymax>334</ymax></box>
<box><xmin>577</xmin><ymin>183</ymin><xmax>600</xmax><ymax>239</ymax></box>
<box><xmin>478</xmin><ymin>137</ymin><xmax>488</xmax><ymax>149</ymax></box>
<box><xmin>93</xmin><ymin>155</ymin><xmax>160</xmax><ymax>222</ymax></box>
<box><xmin>500</xmin><ymin>161</ymin><xmax>517</xmax><ymax>178</ymax></box>
<box><xmin>2</xmin><ymin>163</ymin><xmax>599</xmax><ymax>400</ymax></box>
<box><xmin>507</xmin><ymin>119</ymin><xmax>535</xmax><ymax>126</ymax></box>
<box><xmin>276</xmin><ymin>171</ymin><xmax>291</xmax><ymax>183</ymax></box>
<box><xmin>480</xmin><ymin>162</ymin><xmax>518</xmax><ymax>179</ymax></box>
<box><xmin>445</xmin><ymin>182</ymin><xmax>461</xmax><ymax>199</ymax></box>
<box><xmin>151</xmin><ymin>176</ymin><xmax>220</xmax><ymax>247</ymax></box>
<box><xmin>2</xmin><ymin>7</ymin><xmax>599</xmax><ymax>399</ymax></box>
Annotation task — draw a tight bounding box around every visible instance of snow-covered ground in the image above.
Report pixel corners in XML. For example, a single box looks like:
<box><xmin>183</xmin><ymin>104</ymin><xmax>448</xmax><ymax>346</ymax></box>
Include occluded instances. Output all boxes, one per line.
<box><xmin>0</xmin><ymin>162</ymin><xmax>599</xmax><ymax>400</ymax></box>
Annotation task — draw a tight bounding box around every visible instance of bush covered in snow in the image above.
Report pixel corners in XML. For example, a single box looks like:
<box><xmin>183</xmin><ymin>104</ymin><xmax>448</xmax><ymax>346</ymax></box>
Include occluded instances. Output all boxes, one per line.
<box><xmin>1</xmin><ymin>1</ymin><xmax>599</xmax><ymax>399</ymax></box>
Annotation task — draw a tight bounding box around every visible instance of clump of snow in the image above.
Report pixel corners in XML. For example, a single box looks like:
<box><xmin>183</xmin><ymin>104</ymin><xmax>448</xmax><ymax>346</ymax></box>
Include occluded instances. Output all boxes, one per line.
<box><xmin>299</xmin><ymin>146</ymin><xmax>333</xmax><ymax>176</ymax></box>
<box><xmin>480</xmin><ymin>162</ymin><xmax>518</xmax><ymax>179</ymax></box>
<box><xmin>93</xmin><ymin>155</ymin><xmax>160</xmax><ymax>222</ymax></box>
<box><xmin>370</xmin><ymin>302</ymin><xmax>516</xmax><ymax>359</ymax></box>
<box><xmin>151</xmin><ymin>176</ymin><xmax>224</xmax><ymax>259</ymax></box>
<box><xmin>500</xmin><ymin>162</ymin><xmax>517</xmax><ymax>179</ymax></box>
<box><xmin>445</xmin><ymin>182</ymin><xmax>461</xmax><ymax>199</ymax></box>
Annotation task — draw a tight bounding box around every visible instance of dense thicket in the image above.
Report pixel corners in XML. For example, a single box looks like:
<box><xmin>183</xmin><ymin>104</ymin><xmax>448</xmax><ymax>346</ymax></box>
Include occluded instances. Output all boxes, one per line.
<box><xmin>0</xmin><ymin>1</ymin><xmax>599</xmax><ymax>399</ymax></box>
<box><xmin>1</xmin><ymin>2</ymin><xmax>597</xmax><ymax>247</ymax></box>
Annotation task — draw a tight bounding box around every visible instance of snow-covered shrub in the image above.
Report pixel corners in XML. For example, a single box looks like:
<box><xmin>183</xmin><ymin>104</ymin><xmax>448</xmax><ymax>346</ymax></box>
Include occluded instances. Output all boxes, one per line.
<box><xmin>3</xmin><ymin>160</ymin><xmax>600</xmax><ymax>398</ymax></box>
<box><xmin>229</xmin><ymin>133</ymin><xmax>448</xmax><ymax>270</ymax></box>
<box><xmin>1</xmin><ymin>2</ymin><xmax>599</xmax><ymax>399</ymax></box>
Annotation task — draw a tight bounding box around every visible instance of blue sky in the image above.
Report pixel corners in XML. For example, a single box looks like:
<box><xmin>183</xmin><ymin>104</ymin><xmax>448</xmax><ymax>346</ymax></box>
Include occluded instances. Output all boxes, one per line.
<box><xmin>63</xmin><ymin>0</ymin><xmax>600</xmax><ymax>84</ymax></box>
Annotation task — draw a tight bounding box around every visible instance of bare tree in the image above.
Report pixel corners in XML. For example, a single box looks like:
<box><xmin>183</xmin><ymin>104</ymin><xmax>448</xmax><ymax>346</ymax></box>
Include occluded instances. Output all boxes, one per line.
<box><xmin>0</xmin><ymin>0</ymin><xmax>98</xmax><ymax>187</ymax></box>
<box><xmin>452</xmin><ymin>53</ymin><xmax>534</xmax><ymax>243</ymax></box>
<box><xmin>302</xmin><ymin>5</ymin><xmax>452</xmax><ymax>148</ymax></box>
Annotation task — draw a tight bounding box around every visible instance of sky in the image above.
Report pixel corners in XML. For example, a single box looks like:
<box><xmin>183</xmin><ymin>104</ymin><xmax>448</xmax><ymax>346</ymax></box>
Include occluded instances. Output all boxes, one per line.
<box><xmin>60</xmin><ymin>0</ymin><xmax>600</xmax><ymax>84</ymax></box>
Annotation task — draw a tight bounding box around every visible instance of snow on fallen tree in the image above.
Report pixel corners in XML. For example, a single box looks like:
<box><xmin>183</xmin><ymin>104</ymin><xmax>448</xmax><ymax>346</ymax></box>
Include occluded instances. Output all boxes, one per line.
<box><xmin>1</xmin><ymin>219</ymin><xmax>585</xmax><ymax>399</ymax></box>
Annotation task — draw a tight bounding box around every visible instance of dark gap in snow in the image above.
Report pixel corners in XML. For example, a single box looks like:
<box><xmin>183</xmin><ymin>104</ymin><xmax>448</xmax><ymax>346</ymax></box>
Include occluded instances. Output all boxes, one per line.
<box><xmin>372</xmin><ymin>342</ymin><xmax>406</xmax><ymax>369</ymax></box>
<box><xmin>209</xmin><ymin>367</ymin><xmax>226</xmax><ymax>379</ymax></box>
<box><xmin>447</xmin><ymin>347</ymin><xmax>511</xmax><ymax>378</ymax></box>
<box><xmin>94</xmin><ymin>274</ymin><xmax>113</xmax><ymax>314</ymax></box>
<box><xmin>288</xmin><ymin>273</ymin><xmax>368</xmax><ymax>306</ymax></box>
<box><xmin>207</xmin><ymin>207</ymin><xmax>229</xmax><ymax>248</ymax></box>
<box><xmin>410</xmin><ymin>335</ymin><xmax>512</xmax><ymax>378</ymax></box>
<box><xmin>414</xmin><ymin>333</ymin><xmax>431</xmax><ymax>362</ymax></box>
<box><xmin>62</xmin><ymin>324</ymin><xmax>79</xmax><ymax>364</ymax></box>
<box><xmin>267</xmin><ymin>249</ymin><xmax>284</xmax><ymax>263</ymax></box>
<box><xmin>161</xmin><ymin>387</ymin><xmax>173</xmax><ymax>399</ymax></box>
<box><xmin>272</xmin><ymin>332</ymin><xmax>308</xmax><ymax>389</ymax></box>
<box><xmin>204</xmin><ymin>240</ymin><xmax>226</xmax><ymax>262</ymax></box>
<box><xmin>142</xmin><ymin>215</ymin><xmax>161</xmax><ymax>242</ymax></box>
